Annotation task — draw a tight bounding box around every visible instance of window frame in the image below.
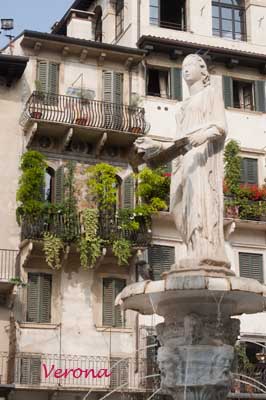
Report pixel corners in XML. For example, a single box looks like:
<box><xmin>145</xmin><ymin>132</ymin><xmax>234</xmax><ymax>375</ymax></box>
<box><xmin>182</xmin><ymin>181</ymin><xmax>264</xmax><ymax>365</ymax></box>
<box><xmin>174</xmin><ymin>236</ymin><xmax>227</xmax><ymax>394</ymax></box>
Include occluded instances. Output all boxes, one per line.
<box><xmin>115</xmin><ymin>0</ymin><xmax>124</xmax><ymax>39</ymax></box>
<box><xmin>233</xmin><ymin>79</ymin><xmax>255</xmax><ymax>111</ymax></box>
<box><xmin>146</xmin><ymin>66</ymin><xmax>171</xmax><ymax>99</ymax></box>
<box><xmin>212</xmin><ymin>0</ymin><xmax>247</xmax><ymax>41</ymax></box>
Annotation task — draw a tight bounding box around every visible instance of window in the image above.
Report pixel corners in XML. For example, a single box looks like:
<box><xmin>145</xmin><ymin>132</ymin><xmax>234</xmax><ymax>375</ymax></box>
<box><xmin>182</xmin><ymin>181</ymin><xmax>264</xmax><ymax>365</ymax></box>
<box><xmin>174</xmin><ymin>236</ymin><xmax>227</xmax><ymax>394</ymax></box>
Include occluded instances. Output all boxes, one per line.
<box><xmin>36</xmin><ymin>61</ymin><xmax>59</xmax><ymax>95</ymax></box>
<box><xmin>44</xmin><ymin>167</ymin><xmax>55</xmax><ymax>203</ymax></box>
<box><xmin>116</xmin><ymin>0</ymin><xmax>124</xmax><ymax>38</ymax></box>
<box><xmin>223</xmin><ymin>76</ymin><xmax>266</xmax><ymax>112</ymax></box>
<box><xmin>148</xmin><ymin>245</ymin><xmax>175</xmax><ymax>280</ymax></box>
<box><xmin>150</xmin><ymin>0</ymin><xmax>186</xmax><ymax>31</ymax></box>
<box><xmin>147</xmin><ymin>68</ymin><xmax>169</xmax><ymax>98</ymax></box>
<box><xmin>41</xmin><ymin>166</ymin><xmax>64</xmax><ymax>204</ymax></box>
<box><xmin>103</xmin><ymin>71</ymin><xmax>124</xmax><ymax>129</ymax></box>
<box><xmin>118</xmin><ymin>175</ymin><xmax>135</xmax><ymax>209</ymax></box>
<box><xmin>94</xmin><ymin>6</ymin><xmax>103</xmax><ymax>42</ymax></box>
<box><xmin>240</xmin><ymin>158</ymin><xmax>258</xmax><ymax>185</ymax></box>
<box><xmin>233</xmin><ymin>80</ymin><xmax>254</xmax><ymax>111</ymax></box>
<box><xmin>102</xmin><ymin>278</ymin><xmax>126</xmax><ymax>327</ymax></box>
<box><xmin>212</xmin><ymin>0</ymin><xmax>246</xmax><ymax>41</ymax></box>
<box><xmin>110</xmin><ymin>358</ymin><xmax>129</xmax><ymax>388</ymax></box>
<box><xmin>239</xmin><ymin>253</ymin><xmax>264</xmax><ymax>283</ymax></box>
<box><xmin>27</xmin><ymin>273</ymin><xmax>52</xmax><ymax>323</ymax></box>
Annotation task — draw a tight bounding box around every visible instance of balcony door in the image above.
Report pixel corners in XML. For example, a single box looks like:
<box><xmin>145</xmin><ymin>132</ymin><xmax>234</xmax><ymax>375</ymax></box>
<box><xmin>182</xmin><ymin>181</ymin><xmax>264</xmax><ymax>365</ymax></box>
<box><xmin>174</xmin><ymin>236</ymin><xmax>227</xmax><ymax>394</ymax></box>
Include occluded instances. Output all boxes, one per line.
<box><xmin>103</xmin><ymin>71</ymin><xmax>124</xmax><ymax>131</ymax></box>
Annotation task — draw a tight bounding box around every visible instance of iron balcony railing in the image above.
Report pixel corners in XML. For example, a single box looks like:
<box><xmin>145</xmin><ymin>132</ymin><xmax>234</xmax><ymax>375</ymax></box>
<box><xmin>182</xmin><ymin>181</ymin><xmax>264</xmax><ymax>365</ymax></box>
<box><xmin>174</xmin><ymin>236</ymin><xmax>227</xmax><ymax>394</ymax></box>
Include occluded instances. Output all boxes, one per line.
<box><xmin>21</xmin><ymin>211</ymin><xmax>151</xmax><ymax>248</ymax></box>
<box><xmin>0</xmin><ymin>249</ymin><xmax>18</xmax><ymax>282</ymax></box>
<box><xmin>0</xmin><ymin>352</ymin><xmax>159</xmax><ymax>391</ymax></box>
<box><xmin>20</xmin><ymin>92</ymin><xmax>147</xmax><ymax>135</ymax></box>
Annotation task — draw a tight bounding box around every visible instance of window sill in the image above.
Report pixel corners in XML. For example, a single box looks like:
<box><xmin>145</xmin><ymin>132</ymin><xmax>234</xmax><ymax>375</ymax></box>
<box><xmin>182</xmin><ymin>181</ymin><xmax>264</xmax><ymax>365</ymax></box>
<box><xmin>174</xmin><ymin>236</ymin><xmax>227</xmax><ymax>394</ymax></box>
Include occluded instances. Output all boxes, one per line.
<box><xmin>19</xmin><ymin>322</ymin><xmax>59</xmax><ymax>330</ymax></box>
<box><xmin>96</xmin><ymin>326</ymin><xmax>132</xmax><ymax>333</ymax></box>
<box><xmin>226</xmin><ymin>107</ymin><xmax>264</xmax><ymax>116</ymax></box>
<box><xmin>144</xmin><ymin>95</ymin><xmax>177</xmax><ymax>103</ymax></box>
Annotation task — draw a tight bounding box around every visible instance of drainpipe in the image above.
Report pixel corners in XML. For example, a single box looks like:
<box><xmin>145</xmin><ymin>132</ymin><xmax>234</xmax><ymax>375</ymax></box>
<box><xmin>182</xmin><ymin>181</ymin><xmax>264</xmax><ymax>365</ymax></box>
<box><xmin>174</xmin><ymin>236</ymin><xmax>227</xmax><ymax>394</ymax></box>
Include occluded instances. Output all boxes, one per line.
<box><xmin>137</xmin><ymin>0</ymin><xmax>141</xmax><ymax>42</ymax></box>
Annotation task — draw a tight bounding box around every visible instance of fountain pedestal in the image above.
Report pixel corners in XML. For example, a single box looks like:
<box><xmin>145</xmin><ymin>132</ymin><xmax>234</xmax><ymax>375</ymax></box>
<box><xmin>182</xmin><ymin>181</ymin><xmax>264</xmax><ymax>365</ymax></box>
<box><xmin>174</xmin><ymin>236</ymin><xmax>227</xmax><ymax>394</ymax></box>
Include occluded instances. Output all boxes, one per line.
<box><xmin>116</xmin><ymin>273</ymin><xmax>266</xmax><ymax>400</ymax></box>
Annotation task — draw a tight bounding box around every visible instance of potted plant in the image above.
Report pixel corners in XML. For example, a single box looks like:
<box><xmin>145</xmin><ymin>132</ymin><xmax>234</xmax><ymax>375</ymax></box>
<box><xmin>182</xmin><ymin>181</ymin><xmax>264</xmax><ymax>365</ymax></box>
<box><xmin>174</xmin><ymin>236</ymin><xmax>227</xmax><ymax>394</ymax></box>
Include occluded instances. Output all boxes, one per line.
<box><xmin>74</xmin><ymin>89</ymin><xmax>91</xmax><ymax>126</ymax></box>
<box><xmin>30</xmin><ymin>80</ymin><xmax>44</xmax><ymax>119</ymax></box>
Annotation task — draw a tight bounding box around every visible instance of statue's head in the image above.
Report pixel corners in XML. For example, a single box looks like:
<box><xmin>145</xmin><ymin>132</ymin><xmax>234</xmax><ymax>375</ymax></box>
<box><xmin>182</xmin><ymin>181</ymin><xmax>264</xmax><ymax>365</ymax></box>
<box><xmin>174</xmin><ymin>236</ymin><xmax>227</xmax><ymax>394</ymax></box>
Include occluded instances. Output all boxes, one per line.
<box><xmin>182</xmin><ymin>54</ymin><xmax>210</xmax><ymax>88</ymax></box>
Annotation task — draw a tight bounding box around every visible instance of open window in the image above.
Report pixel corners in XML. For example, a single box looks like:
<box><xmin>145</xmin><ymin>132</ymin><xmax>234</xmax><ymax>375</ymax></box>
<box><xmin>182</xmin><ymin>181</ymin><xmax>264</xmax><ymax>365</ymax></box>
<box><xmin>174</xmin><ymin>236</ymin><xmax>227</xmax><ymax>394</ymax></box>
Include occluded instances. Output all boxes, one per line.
<box><xmin>94</xmin><ymin>6</ymin><xmax>103</xmax><ymax>42</ymax></box>
<box><xmin>147</xmin><ymin>68</ymin><xmax>170</xmax><ymax>98</ymax></box>
<box><xmin>233</xmin><ymin>80</ymin><xmax>254</xmax><ymax>111</ymax></box>
<box><xmin>150</xmin><ymin>0</ymin><xmax>186</xmax><ymax>31</ymax></box>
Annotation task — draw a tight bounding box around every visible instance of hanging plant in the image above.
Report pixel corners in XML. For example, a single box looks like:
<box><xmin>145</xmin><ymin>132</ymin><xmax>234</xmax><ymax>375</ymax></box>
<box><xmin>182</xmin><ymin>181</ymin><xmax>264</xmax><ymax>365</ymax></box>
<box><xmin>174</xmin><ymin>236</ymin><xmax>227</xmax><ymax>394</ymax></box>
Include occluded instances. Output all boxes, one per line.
<box><xmin>78</xmin><ymin>208</ymin><xmax>103</xmax><ymax>269</ymax></box>
<box><xmin>43</xmin><ymin>232</ymin><xmax>64</xmax><ymax>269</ymax></box>
<box><xmin>112</xmin><ymin>238</ymin><xmax>132</xmax><ymax>266</ymax></box>
<box><xmin>16</xmin><ymin>150</ymin><xmax>47</xmax><ymax>223</ymax></box>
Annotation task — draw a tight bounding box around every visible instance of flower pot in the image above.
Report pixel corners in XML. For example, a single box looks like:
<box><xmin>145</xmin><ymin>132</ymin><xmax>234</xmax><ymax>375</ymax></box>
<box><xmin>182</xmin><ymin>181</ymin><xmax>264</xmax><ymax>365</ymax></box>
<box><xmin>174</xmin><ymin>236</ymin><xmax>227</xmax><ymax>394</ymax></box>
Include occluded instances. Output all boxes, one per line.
<box><xmin>225</xmin><ymin>205</ymin><xmax>239</xmax><ymax>219</ymax></box>
<box><xmin>130</xmin><ymin>126</ymin><xmax>142</xmax><ymax>134</ymax></box>
<box><xmin>75</xmin><ymin>117</ymin><xmax>90</xmax><ymax>126</ymax></box>
<box><xmin>30</xmin><ymin>111</ymin><xmax>42</xmax><ymax>119</ymax></box>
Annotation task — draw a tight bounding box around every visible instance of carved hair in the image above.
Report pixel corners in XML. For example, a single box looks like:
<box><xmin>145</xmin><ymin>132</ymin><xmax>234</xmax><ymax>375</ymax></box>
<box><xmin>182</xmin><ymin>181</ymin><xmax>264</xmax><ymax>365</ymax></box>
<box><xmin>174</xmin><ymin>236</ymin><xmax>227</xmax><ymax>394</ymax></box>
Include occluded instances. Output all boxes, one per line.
<box><xmin>183</xmin><ymin>54</ymin><xmax>211</xmax><ymax>87</ymax></box>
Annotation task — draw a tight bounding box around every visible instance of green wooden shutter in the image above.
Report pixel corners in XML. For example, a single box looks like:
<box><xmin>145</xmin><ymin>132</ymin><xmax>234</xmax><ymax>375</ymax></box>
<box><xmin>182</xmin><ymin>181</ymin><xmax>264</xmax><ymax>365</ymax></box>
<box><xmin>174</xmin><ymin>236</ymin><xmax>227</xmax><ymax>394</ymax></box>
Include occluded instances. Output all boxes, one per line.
<box><xmin>114</xmin><ymin>279</ymin><xmax>126</xmax><ymax>327</ymax></box>
<box><xmin>48</xmin><ymin>63</ymin><xmax>59</xmax><ymax>94</ymax></box>
<box><xmin>103</xmin><ymin>278</ymin><xmax>126</xmax><ymax>327</ymax></box>
<box><xmin>110</xmin><ymin>358</ymin><xmax>129</xmax><ymax>388</ymax></box>
<box><xmin>37</xmin><ymin>61</ymin><xmax>48</xmax><ymax>93</ymax></box>
<box><xmin>148</xmin><ymin>245</ymin><xmax>175</xmax><ymax>281</ymax></box>
<box><xmin>239</xmin><ymin>253</ymin><xmax>264</xmax><ymax>283</ymax></box>
<box><xmin>39</xmin><ymin>274</ymin><xmax>52</xmax><ymax>323</ymax></box>
<box><xmin>223</xmin><ymin>76</ymin><xmax>233</xmax><ymax>108</ymax></box>
<box><xmin>20</xmin><ymin>357</ymin><xmax>41</xmax><ymax>385</ymax></box>
<box><xmin>170</xmin><ymin>68</ymin><xmax>182</xmax><ymax>101</ymax></box>
<box><xmin>122</xmin><ymin>175</ymin><xmax>135</xmax><ymax>209</ymax></box>
<box><xmin>113</xmin><ymin>72</ymin><xmax>123</xmax><ymax>104</ymax></box>
<box><xmin>103</xmin><ymin>71</ymin><xmax>113</xmax><ymax>103</ymax></box>
<box><xmin>240</xmin><ymin>158</ymin><xmax>258</xmax><ymax>185</ymax></box>
<box><xmin>27</xmin><ymin>273</ymin><xmax>39</xmax><ymax>322</ymax></box>
<box><xmin>103</xmin><ymin>278</ymin><xmax>114</xmax><ymax>326</ymax></box>
<box><xmin>255</xmin><ymin>81</ymin><xmax>266</xmax><ymax>112</ymax></box>
<box><xmin>54</xmin><ymin>165</ymin><xmax>64</xmax><ymax>204</ymax></box>
<box><xmin>27</xmin><ymin>273</ymin><xmax>52</xmax><ymax>323</ymax></box>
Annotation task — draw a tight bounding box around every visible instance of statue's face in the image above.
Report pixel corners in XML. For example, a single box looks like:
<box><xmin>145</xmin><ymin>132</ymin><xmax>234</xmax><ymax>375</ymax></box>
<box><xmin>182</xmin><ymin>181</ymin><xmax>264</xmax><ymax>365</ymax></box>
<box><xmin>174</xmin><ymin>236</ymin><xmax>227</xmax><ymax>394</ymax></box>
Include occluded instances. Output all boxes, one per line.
<box><xmin>182</xmin><ymin>58</ymin><xmax>202</xmax><ymax>86</ymax></box>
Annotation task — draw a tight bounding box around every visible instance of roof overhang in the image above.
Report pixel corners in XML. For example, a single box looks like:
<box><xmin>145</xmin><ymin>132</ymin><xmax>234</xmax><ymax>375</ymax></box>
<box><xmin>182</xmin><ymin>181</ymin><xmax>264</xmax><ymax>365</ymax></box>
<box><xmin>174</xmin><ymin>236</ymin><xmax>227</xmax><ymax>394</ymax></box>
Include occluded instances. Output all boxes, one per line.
<box><xmin>21</xmin><ymin>30</ymin><xmax>146</xmax><ymax>66</ymax></box>
<box><xmin>0</xmin><ymin>54</ymin><xmax>29</xmax><ymax>86</ymax></box>
<box><xmin>138</xmin><ymin>35</ymin><xmax>266</xmax><ymax>74</ymax></box>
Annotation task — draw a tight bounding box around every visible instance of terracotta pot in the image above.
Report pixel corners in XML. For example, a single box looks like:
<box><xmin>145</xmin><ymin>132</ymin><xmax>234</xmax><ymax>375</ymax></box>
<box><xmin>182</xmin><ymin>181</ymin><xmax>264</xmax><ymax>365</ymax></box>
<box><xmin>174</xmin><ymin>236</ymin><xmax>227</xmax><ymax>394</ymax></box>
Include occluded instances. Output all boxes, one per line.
<box><xmin>30</xmin><ymin>111</ymin><xmax>42</xmax><ymax>119</ymax></box>
<box><xmin>130</xmin><ymin>126</ymin><xmax>142</xmax><ymax>134</ymax></box>
<box><xmin>225</xmin><ymin>205</ymin><xmax>239</xmax><ymax>218</ymax></box>
<box><xmin>75</xmin><ymin>117</ymin><xmax>90</xmax><ymax>126</ymax></box>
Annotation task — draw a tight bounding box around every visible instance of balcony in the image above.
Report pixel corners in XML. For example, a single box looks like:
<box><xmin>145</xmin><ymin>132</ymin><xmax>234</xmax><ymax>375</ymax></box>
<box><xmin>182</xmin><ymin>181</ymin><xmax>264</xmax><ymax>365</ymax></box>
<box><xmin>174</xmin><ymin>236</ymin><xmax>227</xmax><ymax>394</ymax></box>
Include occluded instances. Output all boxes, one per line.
<box><xmin>0</xmin><ymin>249</ymin><xmax>19</xmax><ymax>293</ymax></box>
<box><xmin>21</xmin><ymin>211</ymin><xmax>151</xmax><ymax>249</ymax></box>
<box><xmin>0</xmin><ymin>352</ymin><xmax>158</xmax><ymax>392</ymax></box>
<box><xmin>20</xmin><ymin>92</ymin><xmax>147</xmax><ymax>150</ymax></box>
<box><xmin>224</xmin><ymin>198</ymin><xmax>266</xmax><ymax>222</ymax></box>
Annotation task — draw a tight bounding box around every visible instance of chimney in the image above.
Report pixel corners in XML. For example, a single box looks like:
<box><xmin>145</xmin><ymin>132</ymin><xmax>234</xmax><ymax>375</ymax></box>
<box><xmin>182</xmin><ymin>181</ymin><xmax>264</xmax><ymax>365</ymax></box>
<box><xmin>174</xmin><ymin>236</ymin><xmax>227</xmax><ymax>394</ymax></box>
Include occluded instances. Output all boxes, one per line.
<box><xmin>66</xmin><ymin>9</ymin><xmax>95</xmax><ymax>41</ymax></box>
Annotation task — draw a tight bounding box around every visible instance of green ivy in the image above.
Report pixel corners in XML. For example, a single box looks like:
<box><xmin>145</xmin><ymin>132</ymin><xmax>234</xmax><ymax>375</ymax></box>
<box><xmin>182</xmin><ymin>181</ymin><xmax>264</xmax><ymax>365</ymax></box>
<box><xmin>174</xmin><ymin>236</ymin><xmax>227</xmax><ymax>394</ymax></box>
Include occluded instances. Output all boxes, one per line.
<box><xmin>16</xmin><ymin>150</ymin><xmax>47</xmax><ymax>223</ymax></box>
<box><xmin>78</xmin><ymin>209</ymin><xmax>103</xmax><ymax>269</ymax></box>
<box><xmin>112</xmin><ymin>239</ymin><xmax>132</xmax><ymax>266</ymax></box>
<box><xmin>87</xmin><ymin>163</ymin><xmax>120</xmax><ymax>212</ymax></box>
<box><xmin>43</xmin><ymin>232</ymin><xmax>64</xmax><ymax>269</ymax></box>
<box><xmin>224</xmin><ymin>140</ymin><xmax>241</xmax><ymax>195</ymax></box>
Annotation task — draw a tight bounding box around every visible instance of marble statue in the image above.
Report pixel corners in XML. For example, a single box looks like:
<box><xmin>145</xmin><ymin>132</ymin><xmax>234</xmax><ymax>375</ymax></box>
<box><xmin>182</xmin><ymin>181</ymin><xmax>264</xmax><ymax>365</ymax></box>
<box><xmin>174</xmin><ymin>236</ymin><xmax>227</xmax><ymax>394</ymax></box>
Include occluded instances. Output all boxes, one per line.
<box><xmin>135</xmin><ymin>54</ymin><xmax>230</xmax><ymax>274</ymax></box>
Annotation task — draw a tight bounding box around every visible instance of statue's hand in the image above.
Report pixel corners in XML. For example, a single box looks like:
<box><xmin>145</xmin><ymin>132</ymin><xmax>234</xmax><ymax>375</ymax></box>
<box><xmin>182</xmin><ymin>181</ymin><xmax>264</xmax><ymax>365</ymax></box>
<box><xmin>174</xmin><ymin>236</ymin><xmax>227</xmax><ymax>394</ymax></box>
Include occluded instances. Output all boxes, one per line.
<box><xmin>134</xmin><ymin>137</ymin><xmax>162</xmax><ymax>158</ymax></box>
<box><xmin>188</xmin><ymin>131</ymin><xmax>209</xmax><ymax>147</ymax></box>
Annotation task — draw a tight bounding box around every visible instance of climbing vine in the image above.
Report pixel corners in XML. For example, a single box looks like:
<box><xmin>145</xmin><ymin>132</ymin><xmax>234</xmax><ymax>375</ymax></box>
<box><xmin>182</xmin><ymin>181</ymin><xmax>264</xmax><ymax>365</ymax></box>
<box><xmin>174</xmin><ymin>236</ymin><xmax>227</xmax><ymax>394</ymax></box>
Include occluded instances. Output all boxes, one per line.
<box><xmin>16</xmin><ymin>150</ymin><xmax>47</xmax><ymax>223</ymax></box>
<box><xmin>43</xmin><ymin>232</ymin><xmax>64</xmax><ymax>270</ymax></box>
<box><xmin>224</xmin><ymin>140</ymin><xmax>241</xmax><ymax>195</ymax></box>
<box><xmin>112</xmin><ymin>239</ymin><xmax>132</xmax><ymax>266</ymax></box>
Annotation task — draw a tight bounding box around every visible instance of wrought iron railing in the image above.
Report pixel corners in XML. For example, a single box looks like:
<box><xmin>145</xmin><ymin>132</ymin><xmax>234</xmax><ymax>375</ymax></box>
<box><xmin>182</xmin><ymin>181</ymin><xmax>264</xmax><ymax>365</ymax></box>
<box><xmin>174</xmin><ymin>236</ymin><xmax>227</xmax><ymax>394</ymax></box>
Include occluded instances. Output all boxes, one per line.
<box><xmin>0</xmin><ymin>249</ymin><xmax>18</xmax><ymax>282</ymax></box>
<box><xmin>21</xmin><ymin>211</ymin><xmax>151</xmax><ymax>248</ymax></box>
<box><xmin>20</xmin><ymin>92</ymin><xmax>147</xmax><ymax>135</ymax></box>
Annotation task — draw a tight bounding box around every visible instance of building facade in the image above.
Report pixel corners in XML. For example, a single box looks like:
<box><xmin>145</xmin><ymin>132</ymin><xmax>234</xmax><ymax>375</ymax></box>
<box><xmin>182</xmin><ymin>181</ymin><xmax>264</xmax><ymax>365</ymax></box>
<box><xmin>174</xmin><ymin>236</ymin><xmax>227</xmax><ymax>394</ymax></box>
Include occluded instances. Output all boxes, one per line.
<box><xmin>0</xmin><ymin>0</ymin><xmax>266</xmax><ymax>398</ymax></box>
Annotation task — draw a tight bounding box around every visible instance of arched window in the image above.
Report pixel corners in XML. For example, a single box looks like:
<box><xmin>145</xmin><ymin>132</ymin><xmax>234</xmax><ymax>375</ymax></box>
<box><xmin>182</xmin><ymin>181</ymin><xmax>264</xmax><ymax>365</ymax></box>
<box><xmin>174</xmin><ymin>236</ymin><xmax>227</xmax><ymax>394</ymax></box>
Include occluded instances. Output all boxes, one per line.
<box><xmin>44</xmin><ymin>167</ymin><xmax>55</xmax><ymax>203</ymax></box>
<box><xmin>94</xmin><ymin>6</ymin><xmax>103</xmax><ymax>42</ymax></box>
<box><xmin>212</xmin><ymin>0</ymin><xmax>246</xmax><ymax>41</ymax></box>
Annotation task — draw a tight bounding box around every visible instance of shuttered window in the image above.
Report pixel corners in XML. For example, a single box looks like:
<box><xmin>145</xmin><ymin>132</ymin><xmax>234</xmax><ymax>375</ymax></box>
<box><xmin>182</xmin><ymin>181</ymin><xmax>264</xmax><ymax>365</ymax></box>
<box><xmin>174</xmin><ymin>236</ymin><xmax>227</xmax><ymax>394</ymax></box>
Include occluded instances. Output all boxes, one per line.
<box><xmin>240</xmin><ymin>158</ymin><xmax>258</xmax><ymax>185</ymax></box>
<box><xmin>20</xmin><ymin>357</ymin><xmax>41</xmax><ymax>385</ymax></box>
<box><xmin>37</xmin><ymin>61</ymin><xmax>59</xmax><ymax>94</ymax></box>
<box><xmin>121</xmin><ymin>175</ymin><xmax>135</xmax><ymax>209</ymax></box>
<box><xmin>103</xmin><ymin>278</ymin><xmax>126</xmax><ymax>327</ymax></box>
<box><xmin>170</xmin><ymin>68</ymin><xmax>182</xmax><ymax>101</ymax></box>
<box><xmin>223</xmin><ymin>76</ymin><xmax>266</xmax><ymax>112</ymax></box>
<box><xmin>27</xmin><ymin>273</ymin><xmax>52</xmax><ymax>323</ymax></box>
<box><xmin>110</xmin><ymin>357</ymin><xmax>129</xmax><ymax>388</ymax></box>
<box><xmin>239</xmin><ymin>253</ymin><xmax>264</xmax><ymax>283</ymax></box>
<box><xmin>148</xmin><ymin>245</ymin><xmax>175</xmax><ymax>281</ymax></box>
<box><xmin>103</xmin><ymin>71</ymin><xmax>123</xmax><ymax>130</ymax></box>
<box><xmin>54</xmin><ymin>166</ymin><xmax>65</xmax><ymax>204</ymax></box>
